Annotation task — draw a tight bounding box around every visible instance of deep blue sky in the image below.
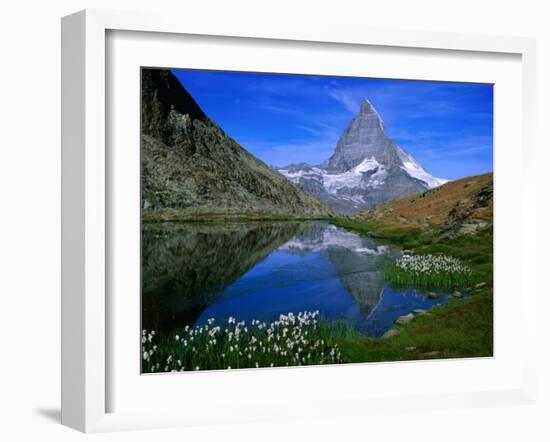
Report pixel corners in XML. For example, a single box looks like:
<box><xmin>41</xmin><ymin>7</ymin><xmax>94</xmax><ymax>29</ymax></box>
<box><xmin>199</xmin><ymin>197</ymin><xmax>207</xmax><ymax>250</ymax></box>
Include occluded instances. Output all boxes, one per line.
<box><xmin>172</xmin><ymin>69</ymin><xmax>493</xmax><ymax>180</ymax></box>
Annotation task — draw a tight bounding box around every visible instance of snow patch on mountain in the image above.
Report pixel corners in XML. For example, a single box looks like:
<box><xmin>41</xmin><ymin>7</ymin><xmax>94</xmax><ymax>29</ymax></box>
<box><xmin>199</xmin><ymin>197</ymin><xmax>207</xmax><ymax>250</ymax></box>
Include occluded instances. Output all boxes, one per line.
<box><xmin>401</xmin><ymin>161</ymin><xmax>448</xmax><ymax>188</ymax></box>
<box><xmin>323</xmin><ymin>157</ymin><xmax>386</xmax><ymax>193</ymax></box>
<box><xmin>395</xmin><ymin>147</ymin><xmax>447</xmax><ymax>188</ymax></box>
<box><xmin>279</xmin><ymin>157</ymin><xmax>388</xmax><ymax>198</ymax></box>
<box><xmin>400</xmin><ymin>157</ymin><xmax>447</xmax><ymax>188</ymax></box>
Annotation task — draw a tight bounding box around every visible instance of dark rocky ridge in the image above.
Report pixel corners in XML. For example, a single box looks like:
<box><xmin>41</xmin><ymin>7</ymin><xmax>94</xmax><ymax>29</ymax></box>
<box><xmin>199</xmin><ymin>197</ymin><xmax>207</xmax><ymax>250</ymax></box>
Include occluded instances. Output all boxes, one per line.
<box><xmin>141</xmin><ymin>69</ymin><xmax>334</xmax><ymax>219</ymax></box>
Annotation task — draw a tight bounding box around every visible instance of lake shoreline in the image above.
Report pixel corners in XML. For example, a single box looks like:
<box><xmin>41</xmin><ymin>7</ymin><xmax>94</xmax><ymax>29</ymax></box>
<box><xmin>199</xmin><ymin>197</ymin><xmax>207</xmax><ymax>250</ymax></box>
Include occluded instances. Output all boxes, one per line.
<box><xmin>142</xmin><ymin>211</ymin><xmax>334</xmax><ymax>224</ymax></box>
<box><xmin>327</xmin><ymin>217</ymin><xmax>493</xmax><ymax>363</ymax></box>
<box><xmin>142</xmin><ymin>217</ymin><xmax>492</xmax><ymax>371</ymax></box>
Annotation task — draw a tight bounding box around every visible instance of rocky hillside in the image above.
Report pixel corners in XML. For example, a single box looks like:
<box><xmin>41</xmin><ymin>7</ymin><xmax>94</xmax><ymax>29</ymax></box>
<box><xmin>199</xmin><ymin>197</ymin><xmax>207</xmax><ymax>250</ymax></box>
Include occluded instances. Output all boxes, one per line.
<box><xmin>352</xmin><ymin>172</ymin><xmax>493</xmax><ymax>237</ymax></box>
<box><xmin>141</xmin><ymin>69</ymin><xmax>334</xmax><ymax>220</ymax></box>
<box><xmin>277</xmin><ymin>99</ymin><xmax>446</xmax><ymax>214</ymax></box>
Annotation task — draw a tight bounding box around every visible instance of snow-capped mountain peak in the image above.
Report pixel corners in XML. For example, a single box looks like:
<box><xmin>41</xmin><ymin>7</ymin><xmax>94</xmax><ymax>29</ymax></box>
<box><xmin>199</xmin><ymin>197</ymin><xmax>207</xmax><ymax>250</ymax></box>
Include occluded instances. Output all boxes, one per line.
<box><xmin>276</xmin><ymin>99</ymin><xmax>447</xmax><ymax>214</ymax></box>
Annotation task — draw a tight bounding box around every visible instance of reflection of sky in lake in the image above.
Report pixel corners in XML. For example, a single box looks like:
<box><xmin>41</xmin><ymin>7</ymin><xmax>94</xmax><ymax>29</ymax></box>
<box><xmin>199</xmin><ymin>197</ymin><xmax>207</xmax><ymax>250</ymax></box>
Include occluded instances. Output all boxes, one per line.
<box><xmin>195</xmin><ymin>223</ymin><xmax>453</xmax><ymax>337</ymax></box>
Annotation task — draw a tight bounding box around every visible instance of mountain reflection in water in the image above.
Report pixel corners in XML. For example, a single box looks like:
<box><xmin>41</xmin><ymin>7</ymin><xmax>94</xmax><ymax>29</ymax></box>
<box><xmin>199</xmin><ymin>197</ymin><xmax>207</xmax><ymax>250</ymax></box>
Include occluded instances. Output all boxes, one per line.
<box><xmin>142</xmin><ymin>222</ymin><xmax>451</xmax><ymax>337</ymax></box>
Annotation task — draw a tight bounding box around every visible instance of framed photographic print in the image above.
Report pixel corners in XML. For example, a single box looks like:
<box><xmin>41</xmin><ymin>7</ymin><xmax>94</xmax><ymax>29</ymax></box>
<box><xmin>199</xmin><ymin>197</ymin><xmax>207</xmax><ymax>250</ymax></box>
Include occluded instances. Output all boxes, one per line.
<box><xmin>61</xmin><ymin>9</ymin><xmax>538</xmax><ymax>432</ymax></box>
<box><xmin>140</xmin><ymin>67</ymin><xmax>493</xmax><ymax>374</ymax></box>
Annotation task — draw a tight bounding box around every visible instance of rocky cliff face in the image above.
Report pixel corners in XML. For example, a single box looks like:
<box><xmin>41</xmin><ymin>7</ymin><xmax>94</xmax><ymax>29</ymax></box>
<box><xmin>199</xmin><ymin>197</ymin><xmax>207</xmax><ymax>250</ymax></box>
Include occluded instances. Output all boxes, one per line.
<box><xmin>277</xmin><ymin>99</ymin><xmax>447</xmax><ymax>214</ymax></box>
<box><xmin>322</xmin><ymin>100</ymin><xmax>395</xmax><ymax>173</ymax></box>
<box><xmin>141</xmin><ymin>69</ymin><xmax>334</xmax><ymax>220</ymax></box>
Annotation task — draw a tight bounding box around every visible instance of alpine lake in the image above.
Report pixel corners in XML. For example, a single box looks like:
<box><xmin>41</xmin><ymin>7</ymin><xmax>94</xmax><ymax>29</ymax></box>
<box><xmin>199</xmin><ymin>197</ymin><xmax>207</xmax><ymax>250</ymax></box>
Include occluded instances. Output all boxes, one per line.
<box><xmin>142</xmin><ymin>221</ymin><xmax>459</xmax><ymax>340</ymax></box>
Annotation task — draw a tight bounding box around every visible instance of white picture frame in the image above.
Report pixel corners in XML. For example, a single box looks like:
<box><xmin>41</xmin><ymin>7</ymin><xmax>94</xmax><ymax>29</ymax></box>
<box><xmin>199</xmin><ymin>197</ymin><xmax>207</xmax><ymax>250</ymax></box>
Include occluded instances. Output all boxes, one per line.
<box><xmin>61</xmin><ymin>9</ymin><xmax>538</xmax><ymax>433</ymax></box>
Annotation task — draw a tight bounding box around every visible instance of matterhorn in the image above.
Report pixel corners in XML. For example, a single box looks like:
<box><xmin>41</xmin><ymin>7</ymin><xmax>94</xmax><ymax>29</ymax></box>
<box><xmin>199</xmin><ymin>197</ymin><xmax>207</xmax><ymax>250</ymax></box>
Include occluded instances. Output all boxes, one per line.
<box><xmin>277</xmin><ymin>99</ymin><xmax>447</xmax><ymax>214</ymax></box>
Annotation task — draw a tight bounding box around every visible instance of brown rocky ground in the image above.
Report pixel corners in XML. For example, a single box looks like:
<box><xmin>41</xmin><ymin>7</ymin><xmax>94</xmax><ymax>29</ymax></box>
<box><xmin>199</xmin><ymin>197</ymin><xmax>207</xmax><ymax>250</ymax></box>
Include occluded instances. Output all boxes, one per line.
<box><xmin>352</xmin><ymin>172</ymin><xmax>493</xmax><ymax>237</ymax></box>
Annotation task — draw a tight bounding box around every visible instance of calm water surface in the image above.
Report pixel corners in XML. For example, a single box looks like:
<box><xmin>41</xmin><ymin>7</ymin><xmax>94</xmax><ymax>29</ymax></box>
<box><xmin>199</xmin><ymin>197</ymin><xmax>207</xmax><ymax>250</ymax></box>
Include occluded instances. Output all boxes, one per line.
<box><xmin>142</xmin><ymin>222</ymin><xmax>453</xmax><ymax>338</ymax></box>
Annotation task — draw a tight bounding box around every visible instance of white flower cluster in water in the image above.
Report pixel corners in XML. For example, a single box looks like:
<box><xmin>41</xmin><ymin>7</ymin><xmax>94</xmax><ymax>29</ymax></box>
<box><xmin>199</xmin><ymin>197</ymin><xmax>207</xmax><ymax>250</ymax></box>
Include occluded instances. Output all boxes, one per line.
<box><xmin>396</xmin><ymin>254</ymin><xmax>472</xmax><ymax>275</ymax></box>
<box><xmin>141</xmin><ymin>310</ymin><xmax>342</xmax><ymax>373</ymax></box>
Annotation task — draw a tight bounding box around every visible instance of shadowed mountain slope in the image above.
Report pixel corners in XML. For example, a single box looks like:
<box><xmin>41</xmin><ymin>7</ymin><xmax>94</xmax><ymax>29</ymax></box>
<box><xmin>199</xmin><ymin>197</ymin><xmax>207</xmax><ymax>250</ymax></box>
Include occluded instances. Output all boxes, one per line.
<box><xmin>141</xmin><ymin>69</ymin><xmax>334</xmax><ymax>220</ymax></box>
